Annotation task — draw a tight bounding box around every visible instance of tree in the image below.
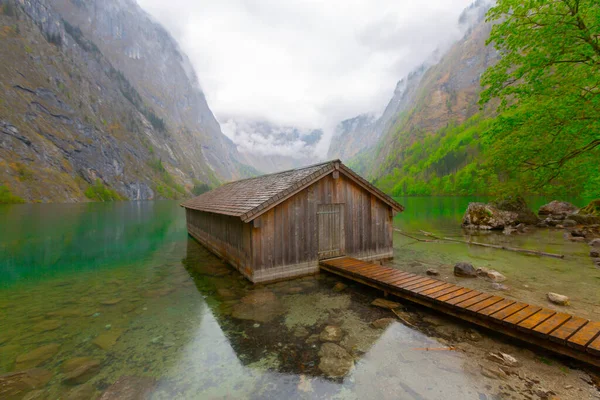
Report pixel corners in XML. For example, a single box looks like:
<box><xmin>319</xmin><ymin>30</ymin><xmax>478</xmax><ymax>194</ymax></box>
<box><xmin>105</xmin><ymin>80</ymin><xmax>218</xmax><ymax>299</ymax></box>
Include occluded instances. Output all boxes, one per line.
<box><xmin>480</xmin><ymin>0</ymin><xmax>600</xmax><ymax>190</ymax></box>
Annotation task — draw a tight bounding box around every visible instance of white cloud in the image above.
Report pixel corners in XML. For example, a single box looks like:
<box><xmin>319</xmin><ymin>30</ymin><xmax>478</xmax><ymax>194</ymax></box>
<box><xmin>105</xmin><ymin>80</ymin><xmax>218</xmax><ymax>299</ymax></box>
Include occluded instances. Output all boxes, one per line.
<box><xmin>137</xmin><ymin>0</ymin><xmax>475</xmax><ymax>157</ymax></box>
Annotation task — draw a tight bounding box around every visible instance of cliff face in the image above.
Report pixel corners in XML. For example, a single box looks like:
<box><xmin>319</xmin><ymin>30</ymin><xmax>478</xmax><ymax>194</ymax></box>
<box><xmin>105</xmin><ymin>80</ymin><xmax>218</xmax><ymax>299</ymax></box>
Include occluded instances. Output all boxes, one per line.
<box><xmin>0</xmin><ymin>0</ymin><xmax>250</xmax><ymax>202</ymax></box>
<box><xmin>368</xmin><ymin>12</ymin><xmax>497</xmax><ymax>179</ymax></box>
<box><xmin>327</xmin><ymin>0</ymin><xmax>496</xmax><ymax>180</ymax></box>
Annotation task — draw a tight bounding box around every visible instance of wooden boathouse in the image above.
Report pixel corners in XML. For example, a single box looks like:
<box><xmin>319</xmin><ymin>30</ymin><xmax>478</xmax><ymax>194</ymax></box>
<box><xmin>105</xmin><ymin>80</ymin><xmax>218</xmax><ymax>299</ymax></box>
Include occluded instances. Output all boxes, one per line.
<box><xmin>181</xmin><ymin>160</ymin><xmax>404</xmax><ymax>283</ymax></box>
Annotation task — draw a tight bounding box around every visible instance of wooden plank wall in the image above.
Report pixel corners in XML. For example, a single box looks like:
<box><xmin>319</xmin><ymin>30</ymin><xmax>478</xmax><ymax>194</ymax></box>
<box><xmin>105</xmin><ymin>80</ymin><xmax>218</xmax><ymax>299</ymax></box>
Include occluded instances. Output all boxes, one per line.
<box><xmin>185</xmin><ymin>209</ymin><xmax>253</xmax><ymax>278</ymax></box>
<box><xmin>251</xmin><ymin>173</ymin><xmax>393</xmax><ymax>282</ymax></box>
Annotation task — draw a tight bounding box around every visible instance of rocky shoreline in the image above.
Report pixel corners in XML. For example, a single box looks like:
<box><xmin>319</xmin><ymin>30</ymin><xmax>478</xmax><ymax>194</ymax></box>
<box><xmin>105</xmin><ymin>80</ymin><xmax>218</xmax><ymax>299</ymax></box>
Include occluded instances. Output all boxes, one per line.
<box><xmin>462</xmin><ymin>197</ymin><xmax>600</xmax><ymax>268</ymax></box>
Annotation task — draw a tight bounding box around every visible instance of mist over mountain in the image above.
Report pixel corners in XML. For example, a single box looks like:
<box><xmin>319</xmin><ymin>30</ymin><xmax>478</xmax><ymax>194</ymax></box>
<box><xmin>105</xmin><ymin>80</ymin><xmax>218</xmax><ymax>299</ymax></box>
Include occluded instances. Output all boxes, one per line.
<box><xmin>222</xmin><ymin>119</ymin><xmax>321</xmax><ymax>173</ymax></box>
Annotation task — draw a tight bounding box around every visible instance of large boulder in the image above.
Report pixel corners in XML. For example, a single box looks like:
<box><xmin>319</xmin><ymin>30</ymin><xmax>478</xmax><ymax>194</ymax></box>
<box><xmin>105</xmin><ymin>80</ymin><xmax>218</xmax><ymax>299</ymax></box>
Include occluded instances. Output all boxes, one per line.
<box><xmin>462</xmin><ymin>203</ymin><xmax>518</xmax><ymax>230</ymax></box>
<box><xmin>538</xmin><ymin>201</ymin><xmax>578</xmax><ymax>217</ymax></box>
<box><xmin>491</xmin><ymin>195</ymin><xmax>539</xmax><ymax>225</ymax></box>
<box><xmin>454</xmin><ymin>262</ymin><xmax>477</xmax><ymax>277</ymax></box>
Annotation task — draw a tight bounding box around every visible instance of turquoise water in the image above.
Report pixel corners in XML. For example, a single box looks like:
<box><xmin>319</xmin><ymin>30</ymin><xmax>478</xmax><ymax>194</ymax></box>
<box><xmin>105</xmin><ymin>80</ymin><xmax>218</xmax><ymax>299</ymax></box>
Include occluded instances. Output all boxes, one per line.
<box><xmin>0</xmin><ymin>199</ymin><xmax>598</xmax><ymax>399</ymax></box>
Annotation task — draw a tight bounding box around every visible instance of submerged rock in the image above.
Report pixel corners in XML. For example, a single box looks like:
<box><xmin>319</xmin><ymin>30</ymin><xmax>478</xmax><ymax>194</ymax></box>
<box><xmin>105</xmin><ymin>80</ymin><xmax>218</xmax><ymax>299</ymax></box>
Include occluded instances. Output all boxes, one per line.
<box><xmin>100</xmin><ymin>298</ymin><xmax>123</xmax><ymax>306</ymax></box>
<box><xmin>32</xmin><ymin>320</ymin><xmax>63</xmax><ymax>332</ymax></box>
<box><xmin>320</xmin><ymin>326</ymin><xmax>343</xmax><ymax>342</ymax></box>
<box><xmin>454</xmin><ymin>262</ymin><xmax>477</xmax><ymax>277</ymax></box>
<box><xmin>240</xmin><ymin>290</ymin><xmax>277</xmax><ymax>305</ymax></box>
<box><xmin>538</xmin><ymin>201</ymin><xmax>578</xmax><ymax>217</ymax></box>
<box><xmin>318</xmin><ymin>343</ymin><xmax>354</xmax><ymax>378</ymax></box>
<box><xmin>231</xmin><ymin>302</ymin><xmax>283</xmax><ymax>323</ymax></box>
<box><xmin>0</xmin><ymin>369</ymin><xmax>52</xmax><ymax>399</ymax></box>
<box><xmin>462</xmin><ymin>203</ymin><xmax>518</xmax><ymax>230</ymax></box>
<box><xmin>590</xmin><ymin>239</ymin><xmax>600</xmax><ymax>247</ymax></box>
<box><xmin>370</xmin><ymin>298</ymin><xmax>401</xmax><ymax>309</ymax></box>
<box><xmin>370</xmin><ymin>318</ymin><xmax>396</xmax><ymax>329</ymax></box>
<box><xmin>99</xmin><ymin>376</ymin><xmax>156</xmax><ymax>400</ymax></box>
<box><xmin>332</xmin><ymin>283</ymin><xmax>347</xmax><ymax>292</ymax></box>
<box><xmin>15</xmin><ymin>344</ymin><xmax>60</xmax><ymax>370</ymax></box>
<box><xmin>62</xmin><ymin>357</ymin><xmax>101</xmax><ymax>385</ymax></box>
<box><xmin>66</xmin><ymin>383</ymin><xmax>98</xmax><ymax>400</ymax></box>
<box><xmin>93</xmin><ymin>329</ymin><xmax>124</xmax><ymax>350</ymax></box>
<box><xmin>426</xmin><ymin>269</ymin><xmax>440</xmax><ymax>276</ymax></box>
<box><xmin>547</xmin><ymin>292</ymin><xmax>570</xmax><ymax>306</ymax></box>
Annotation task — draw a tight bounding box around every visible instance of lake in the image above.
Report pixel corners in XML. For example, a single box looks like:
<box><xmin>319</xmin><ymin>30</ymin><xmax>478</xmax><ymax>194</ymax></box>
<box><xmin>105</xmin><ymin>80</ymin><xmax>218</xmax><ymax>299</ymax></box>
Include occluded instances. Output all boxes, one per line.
<box><xmin>1</xmin><ymin>198</ymin><xmax>598</xmax><ymax>399</ymax></box>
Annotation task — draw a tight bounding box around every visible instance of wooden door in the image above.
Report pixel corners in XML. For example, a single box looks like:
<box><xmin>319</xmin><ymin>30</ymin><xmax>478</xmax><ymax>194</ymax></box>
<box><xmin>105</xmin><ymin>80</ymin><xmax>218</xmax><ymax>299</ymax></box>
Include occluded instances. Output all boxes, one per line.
<box><xmin>317</xmin><ymin>204</ymin><xmax>345</xmax><ymax>259</ymax></box>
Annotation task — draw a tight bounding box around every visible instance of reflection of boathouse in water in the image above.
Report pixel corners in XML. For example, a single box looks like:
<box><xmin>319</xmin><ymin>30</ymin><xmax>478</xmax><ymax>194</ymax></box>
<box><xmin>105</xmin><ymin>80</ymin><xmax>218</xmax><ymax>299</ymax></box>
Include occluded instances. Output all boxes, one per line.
<box><xmin>181</xmin><ymin>160</ymin><xmax>404</xmax><ymax>283</ymax></box>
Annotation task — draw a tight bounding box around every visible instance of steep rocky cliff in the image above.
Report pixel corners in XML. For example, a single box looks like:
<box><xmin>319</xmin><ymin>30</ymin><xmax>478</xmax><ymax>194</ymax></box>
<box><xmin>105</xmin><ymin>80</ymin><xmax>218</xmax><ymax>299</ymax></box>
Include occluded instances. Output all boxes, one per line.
<box><xmin>328</xmin><ymin>0</ymin><xmax>495</xmax><ymax>180</ymax></box>
<box><xmin>0</xmin><ymin>0</ymin><xmax>251</xmax><ymax>202</ymax></box>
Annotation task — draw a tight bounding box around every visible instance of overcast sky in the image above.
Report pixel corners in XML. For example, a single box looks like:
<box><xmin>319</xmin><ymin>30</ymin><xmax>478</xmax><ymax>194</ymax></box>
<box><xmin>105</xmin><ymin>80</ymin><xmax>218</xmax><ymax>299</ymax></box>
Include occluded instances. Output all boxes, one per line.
<box><xmin>137</xmin><ymin>0</ymin><xmax>475</xmax><ymax>156</ymax></box>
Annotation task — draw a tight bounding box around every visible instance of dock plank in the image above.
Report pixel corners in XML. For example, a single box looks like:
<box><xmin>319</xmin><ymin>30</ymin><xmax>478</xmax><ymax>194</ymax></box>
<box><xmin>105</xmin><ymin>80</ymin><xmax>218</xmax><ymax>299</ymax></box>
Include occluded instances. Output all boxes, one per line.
<box><xmin>532</xmin><ymin>313</ymin><xmax>572</xmax><ymax>337</ymax></box>
<box><xmin>467</xmin><ymin>296</ymin><xmax>505</xmax><ymax>313</ymax></box>
<box><xmin>549</xmin><ymin>317</ymin><xmax>588</xmax><ymax>343</ymax></box>
<box><xmin>319</xmin><ymin>256</ymin><xmax>600</xmax><ymax>368</ymax></box>
<box><xmin>567</xmin><ymin>321</ymin><xmax>600</xmax><ymax>350</ymax></box>
<box><xmin>517</xmin><ymin>309</ymin><xmax>556</xmax><ymax>331</ymax></box>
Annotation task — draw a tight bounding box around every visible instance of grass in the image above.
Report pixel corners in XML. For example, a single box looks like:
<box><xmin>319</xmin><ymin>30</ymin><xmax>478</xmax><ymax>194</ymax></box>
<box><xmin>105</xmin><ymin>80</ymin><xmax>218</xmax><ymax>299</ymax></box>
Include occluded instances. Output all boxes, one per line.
<box><xmin>148</xmin><ymin>158</ymin><xmax>186</xmax><ymax>198</ymax></box>
<box><xmin>84</xmin><ymin>179</ymin><xmax>123</xmax><ymax>202</ymax></box>
<box><xmin>0</xmin><ymin>185</ymin><xmax>25</xmax><ymax>204</ymax></box>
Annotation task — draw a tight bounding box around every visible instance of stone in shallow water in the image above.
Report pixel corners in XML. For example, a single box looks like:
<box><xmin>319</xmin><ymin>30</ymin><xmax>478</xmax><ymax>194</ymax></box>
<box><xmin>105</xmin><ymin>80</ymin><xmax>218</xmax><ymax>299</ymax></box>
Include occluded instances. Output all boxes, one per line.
<box><xmin>231</xmin><ymin>302</ymin><xmax>284</xmax><ymax>323</ymax></box>
<box><xmin>454</xmin><ymin>262</ymin><xmax>477</xmax><ymax>277</ymax></box>
<box><xmin>319</xmin><ymin>326</ymin><xmax>343</xmax><ymax>342</ymax></box>
<box><xmin>0</xmin><ymin>368</ymin><xmax>52</xmax><ymax>399</ymax></box>
<box><xmin>62</xmin><ymin>357</ymin><xmax>101</xmax><ymax>385</ymax></box>
<box><xmin>99</xmin><ymin>376</ymin><xmax>157</xmax><ymax>400</ymax></box>
<box><xmin>100</xmin><ymin>298</ymin><xmax>123</xmax><ymax>306</ymax></box>
<box><xmin>66</xmin><ymin>383</ymin><xmax>98</xmax><ymax>400</ymax></box>
<box><xmin>370</xmin><ymin>318</ymin><xmax>396</xmax><ymax>329</ymax></box>
<box><xmin>370</xmin><ymin>298</ymin><xmax>401</xmax><ymax>309</ymax></box>
<box><xmin>332</xmin><ymin>283</ymin><xmax>347</xmax><ymax>292</ymax></box>
<box><xmin>93</xmin><ymin>329</ymin><xmax>124</xmax><ymax>350</ymax></box>
<box><xmin>426</xmin><ymin>269</ymin><xmax>440</xmax><ymax>276</ymax></box>
<box><xmin>547</xmin><ymin>292</ymin><xmax>569</xmax><ymax>306</ymax></box>
<box><xmin>15</xmin><ymin>344</ymin><xmax>60</xmax><ymax>370</ymax></box>
<box><xmin>318</xmin><ymin>343</ymin><xmax>354</xmax><ymax>378</ymax></box>
<box><xmin>33</xmin><ymin>320</ymin><xmax>63</xmax><ymax>332</ymax></box>
<box><xmin>240</xmin><ymin>290</ymin><xmax>277</xmax><ymax>305</ymax></box>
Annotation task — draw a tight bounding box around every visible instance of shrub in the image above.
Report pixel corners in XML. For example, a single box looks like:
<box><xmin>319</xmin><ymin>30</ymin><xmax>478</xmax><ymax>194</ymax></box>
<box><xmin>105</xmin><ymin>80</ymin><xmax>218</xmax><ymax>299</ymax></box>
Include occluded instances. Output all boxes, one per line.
<box><xmin>192</xmin><ymin>181</ymin><xmax>210</xmax><ymax>196</ymax></box>
<box><xmin>0</xmin><ymin>185</ymin><xmax>25</xmax><ymax>204</ymax></box>
<box><xmin>84</xmin><ymin>179</ymin><xmax>123</xmax><ymax>201</ymax></box>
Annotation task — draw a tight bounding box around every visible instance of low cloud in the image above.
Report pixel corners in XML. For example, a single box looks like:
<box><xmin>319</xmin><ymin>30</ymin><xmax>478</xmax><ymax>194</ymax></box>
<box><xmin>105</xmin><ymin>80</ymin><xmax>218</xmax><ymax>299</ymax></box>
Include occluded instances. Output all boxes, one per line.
<box><xmin>138</xmin><ymin>0</ymin><xmax>476</xmax><ymax>157</ymax></box>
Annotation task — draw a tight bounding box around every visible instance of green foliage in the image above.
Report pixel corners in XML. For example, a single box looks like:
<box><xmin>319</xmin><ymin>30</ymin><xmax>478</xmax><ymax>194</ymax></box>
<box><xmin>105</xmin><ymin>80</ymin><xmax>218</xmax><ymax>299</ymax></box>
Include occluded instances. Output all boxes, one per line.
<box><xmin>148</xmin><ymin>158</ymin><xmax>186</xmax><ymax>198</ymax></box>
<box><xmin>0</xmin><ymin>185</ymin><xmax>25</xmax><ymax>204</ymax></box>
<box><xmin>480</xmin><ymin>0</ymin><xmax>600</xmax><ymax>190</ymax></box>
<box><xmin>580</xmin><ymin>199</ymin><xmax>600</xmax><ymax>216</ymax></box>
<box><xmin>191</xmin><ymin>180</ymin><xmax>210</xmax><ymax>196</ymax></box>
<box><xmin>373</xmin><ymin>114</ymin><xmax>600</xmax><ymax>198</ymax></box>
<box><xmin>84</xmin><ymin>179</ymin><xmax>123</xmax><ymax>202</ymax></box>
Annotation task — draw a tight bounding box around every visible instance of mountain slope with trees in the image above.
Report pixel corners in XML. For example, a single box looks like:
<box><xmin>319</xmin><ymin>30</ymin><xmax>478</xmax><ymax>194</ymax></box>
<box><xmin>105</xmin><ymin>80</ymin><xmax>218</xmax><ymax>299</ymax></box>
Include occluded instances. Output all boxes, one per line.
<box><xmin>353</xmin><ymin>0</ymin><xmax>599</xmax><ymax>198</ymax></box>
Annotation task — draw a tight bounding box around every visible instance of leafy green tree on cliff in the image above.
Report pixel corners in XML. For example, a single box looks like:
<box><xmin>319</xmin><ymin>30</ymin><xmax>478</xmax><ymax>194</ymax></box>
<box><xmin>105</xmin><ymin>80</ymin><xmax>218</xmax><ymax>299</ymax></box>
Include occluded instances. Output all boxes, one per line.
<box><xmin>481</xmin><ymin>0</ymin><xmax>600</xmax><ymax>192</ymax></box>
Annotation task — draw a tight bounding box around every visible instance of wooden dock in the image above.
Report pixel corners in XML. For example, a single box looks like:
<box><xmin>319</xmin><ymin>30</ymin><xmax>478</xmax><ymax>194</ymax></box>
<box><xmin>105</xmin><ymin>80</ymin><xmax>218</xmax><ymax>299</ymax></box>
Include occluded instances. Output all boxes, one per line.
<box><xmin>319</xmin><ymin>257</ymin><xmax>600</xmax><ymax>368</ymax></box>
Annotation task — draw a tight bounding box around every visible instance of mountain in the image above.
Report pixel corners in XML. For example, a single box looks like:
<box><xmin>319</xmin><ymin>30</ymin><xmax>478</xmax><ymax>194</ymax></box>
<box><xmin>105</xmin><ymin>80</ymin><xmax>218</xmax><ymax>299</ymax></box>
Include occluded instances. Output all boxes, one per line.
<box><xmin>0</xmin><ymin>0</ymin><xmax>253</xmax><ymax>203</ymax></box>
<box><xmin>326</xmin><ymin>0</ymin><xmax>510</xmax><ymax>196</ymax></box>
<box><xmin>222</xmin><ymin>119</ymin><xmax>322</xmax><ymax>173</ymax></box>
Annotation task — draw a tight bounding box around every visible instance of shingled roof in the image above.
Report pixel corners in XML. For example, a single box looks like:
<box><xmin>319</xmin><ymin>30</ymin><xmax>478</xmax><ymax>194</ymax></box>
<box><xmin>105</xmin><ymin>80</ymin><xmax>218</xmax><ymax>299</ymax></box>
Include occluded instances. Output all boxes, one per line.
<box><xmin>181</xmin><ymin>160</ymin><xmax>403</xmax><ymax>222</ymax></box>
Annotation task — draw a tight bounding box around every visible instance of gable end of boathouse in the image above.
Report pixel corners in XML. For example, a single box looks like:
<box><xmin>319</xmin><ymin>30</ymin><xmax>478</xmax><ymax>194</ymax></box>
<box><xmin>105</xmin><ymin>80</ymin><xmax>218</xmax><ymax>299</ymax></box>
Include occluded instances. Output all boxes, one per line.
<box><xmin>180</xmin><ymin>160</ymin><xmax>404</xmax><ymax>283</ymax></box>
